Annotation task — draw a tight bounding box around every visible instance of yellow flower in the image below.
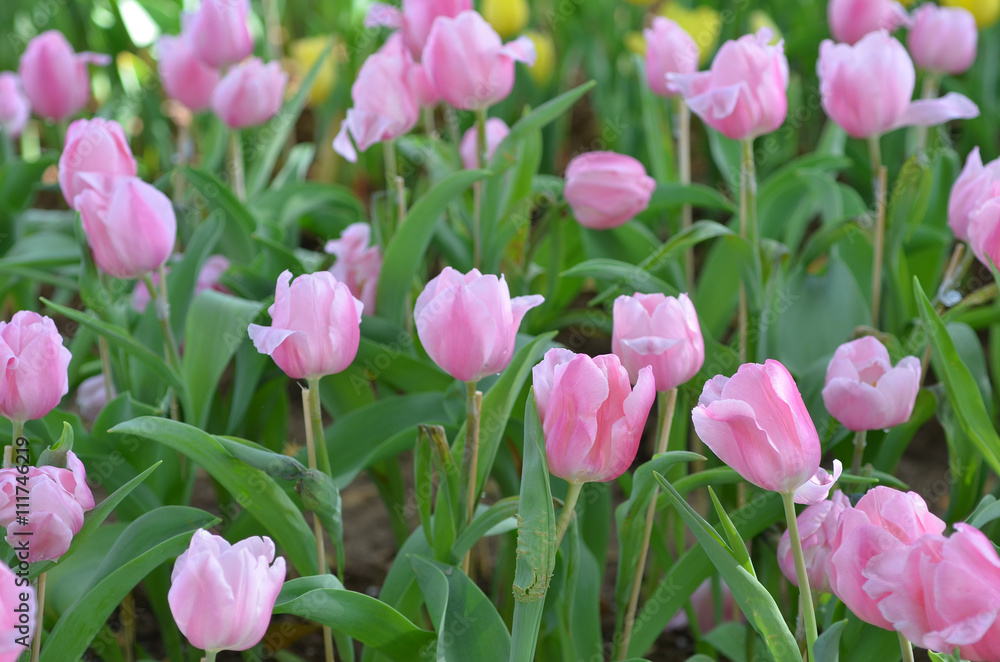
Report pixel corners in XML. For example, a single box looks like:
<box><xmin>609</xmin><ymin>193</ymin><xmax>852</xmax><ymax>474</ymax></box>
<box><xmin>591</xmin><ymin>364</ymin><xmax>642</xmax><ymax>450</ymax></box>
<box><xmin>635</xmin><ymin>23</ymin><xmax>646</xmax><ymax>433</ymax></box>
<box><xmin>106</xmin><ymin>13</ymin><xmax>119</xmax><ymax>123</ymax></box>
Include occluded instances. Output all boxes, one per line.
<box><xmin>659</xmin><ymin>4</ymin><xmax>722</xmax><ymax>65</ymax></box>
<box><xmin>482</xmin><ymin>0</ymin><xmax>530</xmax><ymax>39</ymax></box>
<box><xmin>942</xmin><ymin>0</ymin><xmax>999</xmax><ymax>27</ymax></box>
<box><xmin>525</xmin><ymin>30</ymin><xmax>556</xmax><ymax>87</ymax></box>
<box><xmin>749</xmin><ymin>10</ymin><xmax>783</xmax><ymax>42</ymax></box>
<box><xmin>289</xmin><ymin>36</ymin><xmax>337</xmax><ymax>106</ymax></box>
<box><xmin>625</xmin><ymin>31</ymin><xmax>647</xmax><ymax>56</ymax></box>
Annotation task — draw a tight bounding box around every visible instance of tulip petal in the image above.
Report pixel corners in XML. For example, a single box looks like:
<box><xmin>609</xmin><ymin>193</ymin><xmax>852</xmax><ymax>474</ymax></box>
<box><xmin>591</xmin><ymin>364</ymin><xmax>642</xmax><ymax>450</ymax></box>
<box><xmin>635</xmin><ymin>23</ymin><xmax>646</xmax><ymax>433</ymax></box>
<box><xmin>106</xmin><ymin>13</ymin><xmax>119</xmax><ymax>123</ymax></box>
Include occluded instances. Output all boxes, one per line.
<box><xmin>893</xmin><ymin>92</ymin><xmax>980</xmax><ymax>130</ymax></box>
<box><xmin>500</xmin><ymin>35</ymin><xmax>537</xmax><ymax>65</ymax></box>
<box><xmin>365</xmin><ymin>2</ymin><xmax>403</xmax><ymax>28</ymax></box>
<box><xmin>793</xmin><ymin>460</ymin><xmax>843</xmax><ymax>504</ymax></box>
<box><xmin>333</xmin><ymin>120</ymin><xmax>358</xmax><ymax>163</ymax></box>
<box><xmin>621</xmin><ymin>336</ymin><xmax>682</xmax><ymax>356</ymax></box>
<box><xmin>543</xmin><ymin>355</ymin><xmax>609</xmax><ymax>482</ymax></box>
<box><xmin>692</xmin><ymin>399</ymin><xmax>786</xmax><ymax>492</ymax></box>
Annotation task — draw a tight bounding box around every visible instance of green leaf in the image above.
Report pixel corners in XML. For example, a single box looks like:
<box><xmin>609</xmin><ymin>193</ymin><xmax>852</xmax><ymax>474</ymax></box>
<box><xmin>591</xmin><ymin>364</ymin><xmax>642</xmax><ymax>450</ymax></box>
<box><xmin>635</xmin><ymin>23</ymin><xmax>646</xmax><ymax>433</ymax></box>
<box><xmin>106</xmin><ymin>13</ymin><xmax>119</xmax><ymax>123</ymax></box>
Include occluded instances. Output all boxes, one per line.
<box><xmin>708</xmin><ymin>486</ymin><xmax>754</xmax><ymax>577</ymax></box>
<box><xmin>181</xmin><ymin>166</ymin><xmax>257</xmax><ymax>263</ymax></box>
<box><xmin>643</xmin><ymin>182</ymin><xmax>737</xmax><ymax>214</ymax></box>
<box><xmin>815</xmin><ymin>619</ymin><xmax>848</xmax><ymax>662</ymax></box>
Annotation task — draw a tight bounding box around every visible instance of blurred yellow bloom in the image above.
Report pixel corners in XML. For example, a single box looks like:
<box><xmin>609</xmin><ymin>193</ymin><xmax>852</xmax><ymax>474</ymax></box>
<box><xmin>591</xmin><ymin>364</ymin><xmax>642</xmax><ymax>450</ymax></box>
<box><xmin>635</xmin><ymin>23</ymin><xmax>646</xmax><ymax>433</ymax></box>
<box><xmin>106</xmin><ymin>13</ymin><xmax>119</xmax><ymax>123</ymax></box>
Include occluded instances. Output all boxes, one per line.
<box><xmin>289</xmin><ymin>36</ymin><xmax>337</xmax><ymax>106</ymax></box>
<box><xmin>482</xmin><ymin>0</ymin><xmax>530</xmax><ymax>38</ymax></box>
<box><xmin>898</xmin><ymin>0</ymin><xmax>917</xmax><ymax>7</ymax></box>
<box><xmin>749</xmin><ymin>10</ymin><xmax>783</xmax><ymax>42</ymax></box>
<box><xmin>942</xmin><ymin>0</ymin><xmax>999</xmax><ymax>27</ymax></box>
<box><xmin>659</xmin><ymin>3</ymin><xmax>722</xmax><ymax>65</ymax></box>
<box><xmin>525</xmin><ymin>30</ymin><xmax>556</xmax><ymax>86</ymax></box>
<box><xmin>625</xmin><ymin>31</ymin><xmax>647</xmax><ymax>56</ymax></box>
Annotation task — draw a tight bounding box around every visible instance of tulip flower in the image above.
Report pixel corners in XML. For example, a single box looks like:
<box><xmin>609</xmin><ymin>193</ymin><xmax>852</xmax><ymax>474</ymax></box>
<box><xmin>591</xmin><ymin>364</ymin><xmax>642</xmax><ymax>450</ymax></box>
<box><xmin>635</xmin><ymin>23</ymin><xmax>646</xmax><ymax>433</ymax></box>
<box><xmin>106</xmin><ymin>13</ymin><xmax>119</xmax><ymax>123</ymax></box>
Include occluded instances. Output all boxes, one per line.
<box><xmin>563</xmin><ymin>152</ymin><xmax>657</xmax><ymax>230</ymax></box>
<box><xmin>908</xmin><ymin>5</ymin><xmax>978</xmax><ymax>75</ymax></box>
<box><xmin>949</xmin><ymin>147</ymin><xmax>1000</xmax><ymax>242</ymax></box>
<box><xmin>643</xmin><ymin>17</ymin><xmax>699</xmax><ymax>97</ymax></box>
<box><xmin>288</xmin><ymin>36</ymin><xmax>337</xmax><ymax>106</ymax></box>
<box><xmin>248</xmin><ymin>270</ymin><xmax>363</xmax><ymax>380</ymax></box>
<box><xmin>324</xmin><ymin>224</ymin><xmax>382</xmax><ymax>314</ymax></box>
<box><xmin>17</xmin><ymin>31</ymin><xmax>109</xmax><ymax>122</ymax></box>
<box><xmin>76</xmin><ymin>177</ymin><xmax>177</xmax><ymax>280</ymax></box>
<box><xmin>460</xmin><ymin>117</ymin><xmax>509</xmax><ymax>169</ymax></box>
<box><xmin>525</xmin><ymin>31</ymin><xmax>555</xmax><ymax>87</ymax></box>
<box><xmin>0</xmin><ymin>450</ymin><xmax>95</xmax><ymax>562</ymax></box>
<box><xmin>414</xmin><ymin>267</ymin><xmax>543</xmax><ymax>383</ymax></box>
<box><xmin>0</xmin><ymin>312</ymin><xmax>71</xmax><ymax>425</ymax></box>
<box><xmin>659</xmin><ymin>4</ymin><xmax>721</xmax><ymax>65</ymax></box>
<box><xmin>423</xmin><ymin>11</ymin><xmax>536</xmax><ymax>111</ymax></box>
<box><xmin>827</xmin><ymin>0</ymin><xmax>910</xmax><ymax>45</ymax></box>
<box><xmin>168</xmin><ymin>530</ymin><xmax>286</xmax><ymax>653</ymax></box>
<box><xmin>133</xmin><ymin>255</ymin><xmax>230</xmax><ymax>313</ymax></box>
<box><xmin>826</xmin><ymin>486</ymin><xmax>945</xmax><ymax>629</ymax></box>
<box><xmin>481</xmin><ymin>0</ymin><xmax>529</xmax><ymax>39</ymax></box>
<box><xmin>533</xmin><ymin>348</ymin><xmax>656</xmax><ymax>484</ymax></box>
<box><xmin>822</xmin><ymin>336</ymin><xmax>921</xmax><ymax>432</ymax></box>
<box><xmin>156</xmin><ymin>32</ymin><xmax>221</xmax><ymax>112</ymax></box>
<box><xmin>379</xmin><ymin>33</ymin><xmax>440</xmax><ymax>108</ymax></box>
<box><xmin>817</xmin><ymin>30</ymin><xmax>979</xmax><ymax>139</ymax></box>
<box><xmin>0</xmin><ymin>562</ymin><xmax>34</xmax><ymax>660</ymax></box>
<box><xmin>211</xmin><ymin>58</ymin><xmax>288</xmax><ymax>129</ymax></box>
<box><xmin>942</xmin><ymin>0</ymin><xmax>999</xmax><ymax>28</ymax></box>
<box><xmin>669</xmin><ymin>28</ymin><xmax>788</xmax><ymax>141</ymax></box>
<box><xmin>0</xmin><ymin>73</ymin><xmax>30</xmax><ymax>138</ymax></box>
<box><xmin>76</xmin><ymin>373</ymin><xmax>112</xmax><ymax>422</ymax></box>
<box><xmin>612</xmin><ymin>293</ymin><xmax>704</xmax><ymax>391</ymax></box>
<box><xmin>366</xmin><ymin>0</ymin><xmax>473</xmax><ymax>60</ymax></box>
<box><xmin>777</xmin><ymin>491</ymin><xmax>850</xmax><ymax>595</ymax></box>
<box><xmin>968</xmin><ymin>197</ymin><xmax>1000</xmax><ymax>268</ymax></box>
<box><xmin>186</xmin><ymin>0</ymin><xmax>254</xmax><ymax>68</ymax></box>
<box><xmin>58</xmin><ymin>118</ymin><xmax>138</xmax><ymax>211</ymax></box>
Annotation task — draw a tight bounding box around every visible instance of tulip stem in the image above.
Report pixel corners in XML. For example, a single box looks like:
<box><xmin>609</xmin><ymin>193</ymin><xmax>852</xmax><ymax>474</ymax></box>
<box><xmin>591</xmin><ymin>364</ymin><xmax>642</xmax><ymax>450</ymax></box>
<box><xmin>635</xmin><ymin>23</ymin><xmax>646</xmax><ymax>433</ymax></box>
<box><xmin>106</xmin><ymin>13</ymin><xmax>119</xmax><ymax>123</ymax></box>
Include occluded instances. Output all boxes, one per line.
<box><xmin>472</xmin><ymin>108</ymin><xmax>488</xmax><ymax>268</ymax></box>
<box><xmin>554</xmin><ymin>481</ymin><xmax>583</xmax><ymax>547</ymax></box>
<box><xmin>306</xmin><ymin>378</ymin><xmax>332</xmax><ymax>478</ymax></box>
<box><xmin>203</xmin><ymin>651</ymin><xmax>217</xmax><ymax>662</ymax></box>
<box><xmin>868</xmin><ymin>136</ymin><xmax>887</xmax><ymax>328</ymax></box>
<box><xmin>143</xmin><ymin>269</ymin><xmax>181</xmax><ymax>421</ymax></box>
<box><xmin>423</xmin><ymin>106</ymin><xmax>436</xmax><ymax>137</ymax></box>
<box><xmin>98</xmin><ymin>336</ymin><xmax>114</xmax><ymax>403</ymax></box>
<box><xmin>229</xmin><ymin>131</ymin><xmax>246</xmax><ymax>203</ymax></box>
<box><xmin>850</xmin><ymin>429</ymin><xmax>867</xmax><ymax>476</ymax></box>
<box><xmin>675</xmin><ymin>98</ymin><xmax>694</xmax><ymax>288</ymax></box>
<box><xmin>915</xmin><ymin>75</ymin><xmax>940</xmax><ymax>153</ymax></box>
<box><xmin>617</xmin><ymin>387</ymin><xmax>678</xmax><ymax>661</ymax></box>
<box><xmin>738</xmin><ymin>138</ymin><xmax>758</xmax><ymax>363</ymax></box>
<box><xmin>460</xmin><ymin>381</ymin><xmax>482</xmax><ymax>574</ymax></box>
<box><xmin>898</xmin><ymin>632</ymin><xmax>915</xmax><ymax>662</ymax></box>
<box><xmin>30</xmin><ymin>572</ymin><xmax>45</xmax><ymax>662</ymax></box>
<box><xmin>781</xmin><ymin>491</ymin><xmax>817</xmax><ymax>662</ymax></box>
<box><xmin>384</xmin><ymin>139</ymin><xmax>406</xmax><ymax>229</ymax></box>
<box><xmin>11</xmin><ymin>420</ymin><xmax>23</xmax><ymax>450</ymax></box>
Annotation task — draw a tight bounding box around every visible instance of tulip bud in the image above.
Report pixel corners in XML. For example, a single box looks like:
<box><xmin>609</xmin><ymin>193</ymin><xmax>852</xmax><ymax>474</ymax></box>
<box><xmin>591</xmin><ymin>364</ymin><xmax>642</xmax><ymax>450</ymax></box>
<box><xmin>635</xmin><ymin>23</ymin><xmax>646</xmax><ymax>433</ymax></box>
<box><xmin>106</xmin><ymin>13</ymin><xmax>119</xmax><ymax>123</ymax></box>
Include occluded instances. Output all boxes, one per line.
<box><xmin>908</xmin><ymin>5</ymin><xmax>978</xmax><ymax>75</ymax></box>
<box><xmin>156</xmin><ymin>33</ymin><xmax>221</xmax><ymax>112</ymax></box>
<box><xmin>0</xmin><ymin>562</ymin><xmax>34</xmax><ymax>657</ymax></box>
<box><xmin>324</xmin><ymin>223</ymin><xmax>382</xmax><ymax>314</ymax></box>
<box><xmin>827</xmin><ymin>0</ymin><xmax>911</xmax><ymax>44</ymax></box>
<box><xmin>533</xmin><ymin>348</ymin><xmax>656</xmax><ymax>484</ymax></box>
<box><xmin>0</xmin><ymin>312</ymin><xmax>71</xmax><ymax>424</ymax></box>
<box><xmin>168</xmin><ymin>530</ymin><xmax>286</xmax><ymax>652</ymax></box>
<box><xmin>949</xmin><ymin>147</ymin><xmax>1000</xmax><ymax>242</ymax></box>
<box><xmin>777</xmin><ymin>491</ymin><xmax>850</xmax><ymax>595</ymax></box>
<box><xmin>612</xmin><ymin>293</ymin><xmax>704</xmax><ymax>391</ymax></box>
<box><xmin>58</xmin><ymin>118</ymin><xmax>138</xmax><ymax>211</ymax></box>
<box><xmin>76</xmin><ymin>374</ymin><xmax>112</xmax><ymax>422</ymax></box>
<box><xmin>17</xmin><ymin>31</ymin><xmax>109</xmax><ymax>121</ymax></box>
<box><xmin>564</xmin><ymin>151</ymin><xmax>656</xmax><ymax>230</ymax></box>
<box><xmin>525</xmin><ymin>31</ymin><xmax>555</xmax><ymax>86</ymax></box>
<box><xmin>211</xmin><ymin>58</ymin><xmax>288</xmax><ymax>129</ymax></box>
<box><xmin>288</xmin><ymin>36</ymin><xmax>337</xmax><ymax>107</ymax></box>
<box><xmin>968</xmin><ymin>197</ymin><xmax>1000</xmax><ymax>269</ymax></box>
<box><xmin>481</xmin><ymin>0</ymin><xmax>529</xmax><ymax>38</ymax></box>
<box><xmin>0</xmin><ymin>73</ymin><xmax>30</xmax><ymax>138</ymax></box>
<box><xmin>643</xmin><ymin>17</ymin><xmax>699</xmax><ymax>97</ymax></box>
<box><xmin>366</xmin><ymin>0</ymin><xmax>473</xmax><ymax>60</ymax></box>
<box><xmin>186</xmin><ymin>0</ymin><xmax>254</xmax><ymax>68</ymax></box>
<box><xmin>459</xmin><ymin>117</ymin><xmax>510</xmax><ymax>170</ymax></box>
<box><xmin>942</xmin><ymin>0</ymin><xmax>999</xmax><ymax>28</ymax></box>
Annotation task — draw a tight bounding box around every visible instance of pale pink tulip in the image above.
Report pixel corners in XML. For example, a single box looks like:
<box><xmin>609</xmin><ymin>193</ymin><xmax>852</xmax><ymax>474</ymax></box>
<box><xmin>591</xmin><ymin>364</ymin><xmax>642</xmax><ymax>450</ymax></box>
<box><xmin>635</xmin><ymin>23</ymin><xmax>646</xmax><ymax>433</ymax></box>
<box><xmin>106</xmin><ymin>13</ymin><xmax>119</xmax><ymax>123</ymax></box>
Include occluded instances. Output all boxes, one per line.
<box><xmin>58</xmin><ymin>118</ymin><xmax>137</xmax><ymax>211</ymax></box>
<box><xmin>908</xmin><ymin>5</ymin><xmax>978</xmax><ymax>75</ymax></box>
<box><xmin>17</xmin><ymin>31</ymin><xmax>109</xmax><ymax>121</ymax></box>
<box><xmin>817</xmin><ymin>30</ymin><xmax>979</xmax><ymax>139</ymax></box>
<box><xmin>211</xmin><ymin>58</ymin><xmax>287</xmax><ymax>129</ymax></box>
<box><xmin>827</xmin><ymin>0</ymin><xmax>910</xmax><ymax>45</ymax></box>
<box><xmin>0</xmin><ymin>312</ymin><xmax>71</xmax><ymax>423</ymax></box>
<box><xmin>669</xmin><ymin>28</ymin><xmax>788</xmax><ymax>141</ymax></box>
<box><xmin>76</xmin><ymin>373</ymin><xmax>112</xmax><ymax>422</ymax></box>
<box><xmin>156</xmin><ymin>33</ymin><xmax>221</xmax><ymax>112</ymax></box>
<box><xmin>644</xmin><ymin>17</ymin><xmax>699</xmax><ymax>97</ymax></box>
<box><xmin>0</xmin><ymin>73</ymin><xmax>30</xmax><ymax>138</ymax></box>
<box><xmin>325</xmin><ymin>224</ymin><xmax>382</xmax><ymax>314</ymax></box>
<box><xmin>564</xmin><ymin>152</ymin><xmax>657</xmax><ymax>229</ymax></box>
<box><xmin>186</xmin><ymin>0</ymin><xmax>254</xmax><ymax>68</ymax></box>
<box><xmin>366</xmin><ymin>0</ymin><xmax>473</xmax><ymax>60</ymax></box>
<box><xmin>949</xmin><ymin>147</ymin><xmax>1000</xmax><ymax>242</ymax></box>
<box><xmin>612</xmin><ymin>293</ymin><xmax>704</xmax><ymax>391</ymax></box>
<box><xmin>777</xmin><ymin>491</ymin><xmax>851</xmax><ymax>595</ymax></box>
<box><xmin>460</xmin><ymin>117</ymin><xmax>510</xmax><ymax>169</ymax></box>
<box><xmin>0</xmin><ymin>562</ymin><xmax>34</xmax><ymax>661</ymax></box>
<box><xmin>968</xmin><ymin>197</ymin><xmax>1000</xmax><ymax>268</ymax></box>
<box><xmin>533</xmin><ymin>348</ymin><xmax>656</xmax><ymax>484</ymax></box>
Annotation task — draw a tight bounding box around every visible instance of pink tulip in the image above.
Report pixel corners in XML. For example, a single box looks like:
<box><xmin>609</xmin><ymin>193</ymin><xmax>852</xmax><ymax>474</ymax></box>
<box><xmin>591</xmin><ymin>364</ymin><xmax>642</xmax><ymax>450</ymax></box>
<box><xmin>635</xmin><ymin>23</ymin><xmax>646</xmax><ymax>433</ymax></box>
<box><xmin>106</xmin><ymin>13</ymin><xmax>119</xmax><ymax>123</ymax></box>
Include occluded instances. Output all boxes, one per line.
<box><xmin>0</xmin><ymin>450</ymin><xmax>95</xmax><ymax>563</ymax></box>
<box><xmin>366</xmin><ymin>0</ymin><xmax>473</xmax><ymax>60</ymax></box>
<box><xmin>168</xmin><ymin>530</ymin><xmax>286</xmax><ymax>652</ymax></box>
<box><xmin>380</xmin><ymin>32</ymin><xmax>441</xmax><ymax>108</ymax></box>
<box><xmin>186</xmin><ymin>0</ymin><xmax>254</xmax><ymax>69</ymax></box>
<box><xmin>669</xmin><ymin>28</ymin><xmax>788</xmax><ymax>141</ymax></box>
<box><xmin>248</xmin><ymin>270</ymin><xmax>363</xmax><ymax>380</ymax></box>
<box><xmin>949</xmin><ymin>147</ymin><xmax>1000</xmax><ymax>242</ymax></box>
<box><xmin>423</xmin><ymin>10</ymin><xmax>536</xmax><ymax>111</ymax></box>
<box><xmin>564</xmin><ymin>152</ymin><xmax>657</xmax><ymax>229</ymax></box>
<box><xmin>0</xmin><ymin>312</ymin><xmax>71</xmax><ymax>424</ymax></box>
<box><xmin>211</xmin><ymin>58</ymin><xmax>287</xmax><ymax>129</ymax></box>
<box><xmin>133</xmin><ymin>255</ymin><xmax>230</xmax><ymax>313</ymax></box>
<box><xmin>692</xmin><ymin>360</ymin><xmax>841</xmax><ymax>503</ymax></box>
<box><xmin>821</xmin><ymin>336</ymin><xmax>921</xmax><ymax>432</ymax></box>
<box><xmin>817</xmin><ymin>30</ymin><xmax>979</xmax><ymax>139</ymax></box>
<box><xmin>76</xmin><ymin>373</ymin><xmax>112</xmax><ymax>422</ymax></box>
<box><xmin>643</xmin><ymin>17</ymin><xmax>699</xmax><ymax>97</ymax></box>
<box><xmin>827</xmin><ymin>0</ymin><xmax>910</xmax><ymax>45</ymax></box>
<box><xmin>77</xmin><ymin>177</ymin><xmax>177</xmax><ymax>279</ymax></box>
<box><xmin>612</xmin><ymin>292</ymin><xmax>704</xmax><ymax>391</ymax></box>
<box><xmin>414</xmin><ymin>267</ymin><xmax>543</xmax><ymax>383</ymax></box>
<box><xmin>826</xmin><ymin>486</ymin><xmax>945</xmax><ymax>629</ymax></box>
<box><xmin>777</xmin><ymin>490</ymin><xmax>850</xmax><ymax>595</ymax></box>
<box><xmin>0</xmin><ymin>73</ymin><xmax>30</xmax><ymax>138</ymax></box>
<box><xmin>0</xmin><ymin>562</ymin><xmax>34</xmax><ymax>661</ymax></box>
<box><xmin>533</xmin><ymin>348</ymin><xmax>656</xmax><ymax>484</ymax></box>
<box><xmin>908</xmin><ymin>5</ymin><xmax>978</xmax><ymax>75</ymax></box>
<box><xmin>58</xmin><ymin>118</ymin><xmax>137</xmax><ymax>211</ymax></box>
<box><xmin>459</xmin><ymin>117</ymin><xmax>510</xmax><ymax>169</ymax></box>
<box><xmin>325</xmin><ymin>224</ymin><xmax>382</xmax><ymax>314</ymax></box>
<box><xmin>156</xmin><ymin>33</ymin><xmax>221</xmax><ymax>112</ymax></box>
<box><xmin>17</xmin><ymin>31</ymin><xmax>109</xmax><ymax>122</ymax></box>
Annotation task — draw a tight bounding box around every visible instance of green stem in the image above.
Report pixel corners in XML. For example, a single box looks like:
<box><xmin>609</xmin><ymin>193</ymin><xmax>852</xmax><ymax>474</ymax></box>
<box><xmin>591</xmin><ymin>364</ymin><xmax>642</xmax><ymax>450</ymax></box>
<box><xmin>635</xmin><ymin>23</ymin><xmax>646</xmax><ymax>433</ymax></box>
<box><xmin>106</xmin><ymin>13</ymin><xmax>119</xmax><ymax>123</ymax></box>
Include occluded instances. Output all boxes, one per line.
<box><xmin>472</xmin><ymin>108</ymin><xmax>488</xmax><ymax>268</ymax></box>
<box><xmin>738</xmin><ymin>138</ymin><xmax>757</xmax><ymax>363</ymax></box>
<box><xmin>781</xmin><ymin>491</ymin><xmax>817</xmax><ymax>662</ymax></box>
<box><xmin>229</xmin><ymin>130</ymin><xmax>245</xmax><ymax>203</ymax></box>
<box><xmin>850</xmin><ymin>429</ymin><xmax>867</xmax><ymax>476</ymax></box>
<box><xmin>98</xmin><ymin>335</ymin><xmax>114</xmax><ymax>403</ymax></box>
<box><xmin>898</xmin><ymin>632</ymin><xmax>915</xmax><ymax>662</ymax></box>
<box><xmin>553</xmin><ymin>481</ymin><xmax>583</xmax><ymax>547</ymax></box>
<box><xmin>203</xmin><ymin>651</ymin><xmax>218</xmax><ymax>662</ymax></box>
<box><xmin>384</xmin><ymin>139</ymin><xmax>405</xmax><ymax>230</ymax></box>
<box><xmin>144</xmin><ymin>269</ymin><xmax>181</xmax><ymax>421</ymax></box>
<box><xmin>423</xmin><ymin>105</ymin><xmax>436</xmax><ymax>136</ymax></box>
<box><xmin>30</xmin><ymin>572</ymin><xmax>45</xmax><ymax>662</ymax></box>
<box><xmin>1</xmin><ymin>133</ymin><xmax>14</xmax><ymax>163</ymax></box>
<box><xmin>461</xmin><ymin>381</ymin><xmax>482</xmax><ymax>574</ymax></box>
<box><xmin>868</xmin><ymin>136</ymin><xmax>887</xmax><ymax>328</ymax></box>
<box><xmin>11</xmin><ymin>420</ymin><xmax>23</xmax><ymax>448</ymax></box>
<box><xmin>915</xmin><ymin>74</ymin><xmax>940</xmax><ymax>153</ymax></box>
<box><xmin>307</xmin><ymin>377</ymin><xmax>332</xmax><ymax>477</ymax></box>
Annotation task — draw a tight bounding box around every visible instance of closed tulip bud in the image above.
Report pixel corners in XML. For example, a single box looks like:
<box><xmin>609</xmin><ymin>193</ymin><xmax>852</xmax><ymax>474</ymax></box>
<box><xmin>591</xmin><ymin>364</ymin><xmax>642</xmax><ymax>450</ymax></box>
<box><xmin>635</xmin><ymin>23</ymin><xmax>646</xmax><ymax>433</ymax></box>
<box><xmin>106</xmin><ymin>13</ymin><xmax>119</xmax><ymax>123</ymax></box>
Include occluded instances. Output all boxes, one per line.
<box><xmin>58</xmin><ymin>118</ymin><xmax>137</xmax><ymax>211</ymax></box>
<box><xmin>77</xmin><ymin>177</ymin><xmax>177</xmax><ymax>280</ymax></box>
<box><xmin>76</xmin><ymin>374</ymin><xmax>112</xmax><ymax>422</ymax></box>
<box><xmin>533</xmin><ymin>348</ymin><xmax>656</xmax><ymax>484</ymax></box>
<box><xmin>670</xmin><ymin>28</ymin><xmax>789</xmax><ymax>141</ymax></box>
<box><xmin>0</xmin><ymin>73</ymin><xmax>30</xmax><ymax>138</ymax></box>
<box><xmin>822</xmin><ymin>336</ymin><xmax>921</xmax><ymax>431</ymax></box>
<box><xmin>943</xmin><ymin>0</ymin><xmax>1000</xmax><ymax>28</ymax></box>
<box><xmin>168</xmin><ymin>530</ymin><xmax>286</xmax><ymax>653</ymax></box>
<box><xmin>366</xmin><ymin>0</ymin><xmax>473</xmax><ymax>60</ymax></box>
<box><xmin>423</xmin><ymin>11</ymin><xmax>537</xmax><ymax>111</ymax></box>
<box><xmin>818</xmin><ymin>30</ymin><xmax>979</xmax><ymax>139</ymax></box>
<box><xmin>459</xmin><ymin>117</ymin><xmax>510</xmax><ymax>169</ymax></box>
<box><xmin>414</xmin><ymin>267</ymin><xmax>543</xmax><ymax>383</ymax></box>
<box><xmin>827</xmin><ymin>0</ymin><xmax>910</xmax><ymax>44</ymax></box>
<box><xmin>212</xmin><ymin>58</ymin><xmax>288</xmax><ymax>129</ymax></box>
<box><xmin>659</xmin><ymin>4</ymin><xmax>722</xmax><ymax>65</ymax></box>
<box><xmin>186</xmin><ymin>0</ymin><xmax>254</xmax><ymax>68</ymax></box>
<box><xmin>0</xmin><ymin>312</ymin><xmax>71</xmax><ymax>424</ymax></box>
<box><xmin>156</xmin><ymin>33</ymin><xmax>221</xmax><ymax>112</ymax></box>
<box><xmin>525</xmin><ymin>31</ymin><xmax>555</xmax><ymax>86</ymax></box>
<box><xmin>692</xmin><ymin>360</ymin><xmax>842</xmax><ymax>503</ymax></box>
<box><xmin>0</xmin><ymin>450</ymin><xmax>94</xmax><ymax>562</ymax></box>
<box><xmin>248</xmin><ymin>270</ymin><xmax>363</xmax><ymax>380</ymax></box>
<box><xmin>968</xmin><ymin>198</ymin><xmax>1000</xmax><ymax>268</ymax></box>
<box><xmin>827</xmin><ymin>486</ymin><xmax>945</xmax><ymax>629</ymax></box>
<box><xmin>481</xmin><ymin>0</ymin><xmax>529</xmax><ymax>38</ymax></box>
<box><xmin>612</xmin><ymin>293</ymin><xmax>704</xmax><ymax>391</ymax></box>
<box><xmin>288</xmin><ymin>36</ymin><xmax>337</xmax><ymax>107</ymax></box>
<box><xmin>643</xmin><ymin>17</ymin><xmax>699</xmax><ymax>97</ymax></box>
<box><xmin>777</xmin><ymin>490</ymin><xmax>850</xmax><ymax>595</ymax></box>
<box><xmin>324</xmin><ymin>223</ymin><xmax>382</xmax><ymax>314</ymax></box>
<box><xmin>908</xmin><ymin>5</ymin><xmax>978</xmax><ymax>74</ymax></box>
<box><xmin>564</xmin><ymin>152</ymin><xmax>656</xmax><ymax>230</ymax></box>
<box><xmin>17</xmin><ymin>31</ymin><xmax>109</xmax><ymax>122</ymax></box>
<box><xmin>0</xmin><ymin>563</ymin><xmax>34</xmax><ymax>659</ymax></box>
<box><xmin>949</xmin><ymin>147</ymin><xmax>1000</xmax><ymax>242</ymax></box>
